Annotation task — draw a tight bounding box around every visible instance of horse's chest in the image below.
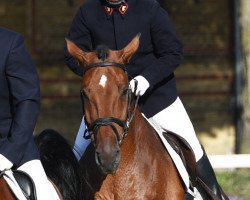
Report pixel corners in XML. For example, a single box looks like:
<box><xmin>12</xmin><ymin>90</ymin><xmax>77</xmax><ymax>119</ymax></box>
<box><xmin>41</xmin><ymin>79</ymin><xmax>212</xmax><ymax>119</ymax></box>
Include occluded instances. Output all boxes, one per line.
<box><xmin>94</xmin><ymin>173</ymin><xmax>156</xmax><ymax>200</ymax></box>
<box><xmin>94</xmin><ymin>175</ymin><xmax>129</xmax><ymax>200</ymax></box>
<box><xmin>94</xmin><ymin>175</ymin><xmax>114</xmax><ymax>199</ymax></box>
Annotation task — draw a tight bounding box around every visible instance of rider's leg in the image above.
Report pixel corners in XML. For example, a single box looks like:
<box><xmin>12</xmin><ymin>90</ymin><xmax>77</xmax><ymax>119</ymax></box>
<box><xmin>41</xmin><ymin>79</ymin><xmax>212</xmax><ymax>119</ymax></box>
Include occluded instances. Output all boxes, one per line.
<box><xmin>148</xmin><ymin>97</ymin><xmax>203</xmax><ymax>162</ymax></box>
<box><xmin>17</xmin><ymin>159</ymin><xmax>60</xmax><ymax>200</ymax></box>
<box><xmin>73</xmin><ymin>116</ymin><xmax>91</xmax><ymax>161</ymax></box>
<box><xmin>148</xmin><ymin>97</ymin><xmax>225</xmax><ymax>200</ymax></box>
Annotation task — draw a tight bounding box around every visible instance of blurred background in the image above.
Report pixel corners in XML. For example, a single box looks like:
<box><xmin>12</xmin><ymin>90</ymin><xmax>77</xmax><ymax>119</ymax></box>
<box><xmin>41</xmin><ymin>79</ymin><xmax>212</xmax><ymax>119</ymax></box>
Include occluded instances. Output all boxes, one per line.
<box><xmin>1</xmin><ymin>0</ymin><xmax>250</xmax><ymax>199</ymax></box>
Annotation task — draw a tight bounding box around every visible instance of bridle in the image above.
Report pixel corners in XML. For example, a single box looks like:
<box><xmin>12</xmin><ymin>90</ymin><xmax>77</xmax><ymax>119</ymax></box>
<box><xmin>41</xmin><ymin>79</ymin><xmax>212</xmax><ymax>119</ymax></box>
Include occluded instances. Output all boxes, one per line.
<box><xmin>81</xmin><ymin>61</ymin><xmax>139</xmax><ymax>146</ymax></box>
<box><xmin>82</xmin><ymin>61</ymin><xmax>125</xmax><ymax>74</ymax></box>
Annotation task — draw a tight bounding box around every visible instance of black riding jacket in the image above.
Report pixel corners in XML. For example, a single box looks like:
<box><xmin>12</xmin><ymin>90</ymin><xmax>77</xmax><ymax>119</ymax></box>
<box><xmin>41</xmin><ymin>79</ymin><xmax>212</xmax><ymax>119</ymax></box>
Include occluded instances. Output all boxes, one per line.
<box><xmin>64</xmin><ymin>0</ymin><xmax>183</xmax><ymax>118</ymax></box>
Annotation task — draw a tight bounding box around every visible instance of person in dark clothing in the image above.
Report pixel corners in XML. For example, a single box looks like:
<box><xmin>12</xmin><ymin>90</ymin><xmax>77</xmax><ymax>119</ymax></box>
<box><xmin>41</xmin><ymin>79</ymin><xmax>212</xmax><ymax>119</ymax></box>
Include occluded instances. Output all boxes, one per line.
<box><xmin>64</xmin><ymin>0</ymin><xmax>227</xmax><ymax>199</ymax></box>
<box><xmin>0</xmin><ymin>27</ymin><xmax>59</xmax><ymax>200</ymax></box>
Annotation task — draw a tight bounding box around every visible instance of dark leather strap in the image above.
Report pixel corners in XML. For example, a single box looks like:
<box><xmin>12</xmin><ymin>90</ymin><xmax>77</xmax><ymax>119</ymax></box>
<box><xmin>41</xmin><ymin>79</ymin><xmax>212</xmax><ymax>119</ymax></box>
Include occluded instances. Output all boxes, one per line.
<box><xmin>162</xmin><ymin>132</ymin><xmax>196</xmax><ymax>182</ymax></box>
<box><xmin>13</xmin><ymin>170</ymin><xmax>37</xmax><ymax>200</ymax></box>
<box><xmin>84</xmin><ymin>62</ymin><xmax>125</xmax><ymax>74</ymax></box>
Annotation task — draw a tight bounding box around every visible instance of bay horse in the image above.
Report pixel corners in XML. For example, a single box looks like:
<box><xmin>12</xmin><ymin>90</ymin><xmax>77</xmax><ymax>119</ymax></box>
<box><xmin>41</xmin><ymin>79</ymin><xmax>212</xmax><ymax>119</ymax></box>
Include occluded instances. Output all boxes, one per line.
<box><xmin>0</xmin><ymin>176</ymin><xmax>15</xmax><ymax>200</ymax></box>
<box><xmin>0</xmin><ymin>129</ymin><xmax>83</xmax><ymax>200</ymax></box>
<box><xmin>66</xmin><ymin>35</ymin><xmax>186</xmax><ymax>199</ymax></box>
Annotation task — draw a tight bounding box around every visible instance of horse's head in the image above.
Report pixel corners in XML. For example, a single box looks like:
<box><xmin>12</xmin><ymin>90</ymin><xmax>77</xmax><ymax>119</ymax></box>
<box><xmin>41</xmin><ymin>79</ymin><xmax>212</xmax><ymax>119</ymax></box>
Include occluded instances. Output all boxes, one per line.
<box><xmin>66</xmin><ymin>35</ymin><xmax>140</xmax><ymax>174</ymax></box>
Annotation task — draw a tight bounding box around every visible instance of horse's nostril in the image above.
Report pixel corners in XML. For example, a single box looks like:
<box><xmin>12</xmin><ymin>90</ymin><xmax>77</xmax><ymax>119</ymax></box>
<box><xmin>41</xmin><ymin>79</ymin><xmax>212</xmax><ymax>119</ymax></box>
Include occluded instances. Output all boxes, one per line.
<box><xmin>95</xmin><ymin>151</ymin><xmax>101</xmax><ymax>159</ymax></box>
<box><xmin>95</xmin><ymin>151</ymin><xmax>102</xmax><ymax>166</ymax></box>
<box><xmin>95</xmin><ymin>150</ymin><xmax>101</xmax><ymax>159</ymax></box>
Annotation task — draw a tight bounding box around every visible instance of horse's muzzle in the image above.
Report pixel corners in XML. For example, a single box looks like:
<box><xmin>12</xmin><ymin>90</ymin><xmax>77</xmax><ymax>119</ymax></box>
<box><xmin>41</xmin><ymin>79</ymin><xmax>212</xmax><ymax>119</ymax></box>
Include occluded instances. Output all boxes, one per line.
<box><xmin>95</xmin><ymin>148</ymin><xmax>121</xmax><ymax>174</ymax></box>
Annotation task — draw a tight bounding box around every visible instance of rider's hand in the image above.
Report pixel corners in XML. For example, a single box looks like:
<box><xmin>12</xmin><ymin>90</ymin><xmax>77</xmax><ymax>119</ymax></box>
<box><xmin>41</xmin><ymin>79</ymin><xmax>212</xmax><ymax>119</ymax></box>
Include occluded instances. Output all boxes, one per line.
<box><xmin>0</xmin><ymin>154</ymin><xmax>13</xmax><ymax>171</ymax></box>
<box><xmin>129</xmin><ymin>75</ymin><xmax>150</xmax><ymax>96</ymax></box>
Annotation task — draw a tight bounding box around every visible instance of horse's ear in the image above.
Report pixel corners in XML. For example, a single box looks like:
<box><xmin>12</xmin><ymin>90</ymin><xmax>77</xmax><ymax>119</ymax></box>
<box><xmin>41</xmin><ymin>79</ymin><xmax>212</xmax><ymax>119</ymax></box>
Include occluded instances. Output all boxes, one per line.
<box><xmin>65</xmin><ymin>38</ymin><xmax>90</xmax><ymax>66</ymax></box>
<box><xmin>122</xmin><ymin>34</ymin><xmax>140</xmax><ymax>63</ymax></box>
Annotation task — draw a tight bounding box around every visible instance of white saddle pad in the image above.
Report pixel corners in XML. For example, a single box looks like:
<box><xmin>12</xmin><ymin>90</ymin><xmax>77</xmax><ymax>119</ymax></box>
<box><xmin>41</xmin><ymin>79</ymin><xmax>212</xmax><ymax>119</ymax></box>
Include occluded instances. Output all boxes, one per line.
<box><xmin>143</xmin><ymin>114</ymin><xmax>202</xmax><ymax>199</ymax></box>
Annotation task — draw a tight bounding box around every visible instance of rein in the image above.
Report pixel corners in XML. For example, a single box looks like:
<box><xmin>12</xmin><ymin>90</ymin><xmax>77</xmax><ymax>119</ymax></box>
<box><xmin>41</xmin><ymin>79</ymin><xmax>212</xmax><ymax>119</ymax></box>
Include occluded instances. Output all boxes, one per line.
<box><xmin>81</xmin><ymin>61</ymin><xmax>139</xmax><ymax>145</ymax></box>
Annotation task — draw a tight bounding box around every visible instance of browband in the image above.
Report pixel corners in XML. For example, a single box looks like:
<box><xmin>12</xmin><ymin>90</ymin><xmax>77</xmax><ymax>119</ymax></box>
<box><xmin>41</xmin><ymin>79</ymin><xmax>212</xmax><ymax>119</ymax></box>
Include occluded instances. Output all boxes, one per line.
<box><xmin>84</xmin><ymin>62</ymin><xmax>125</xmax><ymax>74</ymax></box>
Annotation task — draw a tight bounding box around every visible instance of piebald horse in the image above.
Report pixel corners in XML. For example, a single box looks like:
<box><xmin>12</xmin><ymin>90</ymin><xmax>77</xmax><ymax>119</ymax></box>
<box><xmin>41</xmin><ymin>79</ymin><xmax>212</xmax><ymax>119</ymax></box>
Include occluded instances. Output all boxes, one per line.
<box><xmin>66</xmin><ymin>35</ymin><xmax>185</xmax><ymax>199</ymax></box>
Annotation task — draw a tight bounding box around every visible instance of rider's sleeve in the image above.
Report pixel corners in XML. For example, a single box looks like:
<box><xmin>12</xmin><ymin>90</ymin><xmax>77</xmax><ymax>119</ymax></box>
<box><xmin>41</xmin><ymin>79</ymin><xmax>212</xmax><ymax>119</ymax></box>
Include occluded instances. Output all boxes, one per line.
<box><xmin>64</xmin><ymin>6</ymin><xmax>92</xmax><ymax>77</ymax></box>
<box><xmin>1</xmin><ymin>34</ymin><xmax>40</xmax><ymax>166</ymax></box>
<box><xmin>0</xmin><ymin>154</ymin><xmax>13</xmax><ymax>171</ymax></box>
<box><xmin>140</xmin><ymin>2</ymin><xmax>183</xmax><ymax>88</ymax></box>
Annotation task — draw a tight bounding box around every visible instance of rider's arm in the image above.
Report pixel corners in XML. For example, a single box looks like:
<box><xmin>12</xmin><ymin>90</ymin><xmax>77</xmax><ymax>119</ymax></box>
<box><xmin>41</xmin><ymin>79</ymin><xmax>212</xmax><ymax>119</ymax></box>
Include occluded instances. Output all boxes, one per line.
<box><xmin>140</xmin><ymin>1</ymin><xmax>183</xmax><ymax>88</ymax></box>
<box><xmin>1</xmin><ymin>34</ymin><xmax>40</xmax><ymax>167</ymax></box>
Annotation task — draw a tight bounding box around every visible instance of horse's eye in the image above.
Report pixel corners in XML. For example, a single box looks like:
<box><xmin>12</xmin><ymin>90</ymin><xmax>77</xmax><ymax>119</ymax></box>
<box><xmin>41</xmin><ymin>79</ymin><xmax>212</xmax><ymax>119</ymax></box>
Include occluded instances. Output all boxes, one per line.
<box><xmin>80</xmin><ymin>89</ymin><xmax>89</xmax><ymax>100</ymax></box>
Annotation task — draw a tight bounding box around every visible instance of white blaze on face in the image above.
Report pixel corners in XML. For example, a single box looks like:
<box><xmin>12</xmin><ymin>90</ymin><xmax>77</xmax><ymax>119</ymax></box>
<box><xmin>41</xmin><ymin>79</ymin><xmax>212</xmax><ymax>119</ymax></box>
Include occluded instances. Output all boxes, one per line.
<box><xmin>99</xmin><ymin>75</ymin><xmax>107</xmax><ymax>88</ymax></box>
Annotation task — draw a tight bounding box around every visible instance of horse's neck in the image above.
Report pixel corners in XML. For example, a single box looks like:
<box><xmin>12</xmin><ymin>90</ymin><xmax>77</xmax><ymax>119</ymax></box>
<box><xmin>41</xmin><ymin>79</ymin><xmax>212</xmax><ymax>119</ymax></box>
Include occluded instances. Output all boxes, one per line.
<box><xmin>125</xmin><ymin>109</ymin><xmax>159</xmax><ymax>150</ymax></box>
<box><xmin>0</xmin><ymin>177</ymin><xmax>16</xmax><ymax>200</ymax></box>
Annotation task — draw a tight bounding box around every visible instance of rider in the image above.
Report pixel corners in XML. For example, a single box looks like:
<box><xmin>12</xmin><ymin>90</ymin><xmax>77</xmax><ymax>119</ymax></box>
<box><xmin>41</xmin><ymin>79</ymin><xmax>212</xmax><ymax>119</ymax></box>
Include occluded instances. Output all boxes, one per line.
<box><xmin>64</xmin><ymin>0</ymin><xmax>227</xmax><ymax>199</ymax></box>
<box><xmin>0</xmin><ymin>27</ymin><xmax>59</xmax><ymax>200</ymax></box>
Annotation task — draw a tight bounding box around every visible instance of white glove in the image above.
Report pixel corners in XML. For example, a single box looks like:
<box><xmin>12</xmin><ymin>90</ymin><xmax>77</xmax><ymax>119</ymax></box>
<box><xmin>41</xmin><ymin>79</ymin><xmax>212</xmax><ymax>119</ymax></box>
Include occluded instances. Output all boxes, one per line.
<box><xmin>129</xmin><ymin>75</ymin><xmax>150</xmax><ymax>96</ymax></box>
<box><xmin>0</xmin><ymin>154</ymin><xmax>13</xmax><ymax>171</ymax></box>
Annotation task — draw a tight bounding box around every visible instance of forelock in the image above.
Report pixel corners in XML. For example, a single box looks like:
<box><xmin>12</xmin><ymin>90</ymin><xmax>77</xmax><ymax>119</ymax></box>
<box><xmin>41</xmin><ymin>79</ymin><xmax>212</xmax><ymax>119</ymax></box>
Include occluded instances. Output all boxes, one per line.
<box><xmin>95</xmin><ymin>45</ymin><xmax>109</xmax><ymax>61</ymax></box>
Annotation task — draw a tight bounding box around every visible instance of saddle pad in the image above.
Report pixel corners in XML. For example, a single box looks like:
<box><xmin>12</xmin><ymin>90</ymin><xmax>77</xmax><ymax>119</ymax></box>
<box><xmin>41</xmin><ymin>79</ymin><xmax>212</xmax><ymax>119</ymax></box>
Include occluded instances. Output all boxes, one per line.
<box><xmin>142</xmin><ymin>114</ymin><xmax>190</xmax><ymax>189</ymax></box>
<box><xmin>3</xmin><ymin>170</ymin><xmax>27</xmax><ymax>200</ymax></box>
<box><xmin>143</xmin><ymin>115</ymin><xmax>204</xmax><ymax>199</ymax></box>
